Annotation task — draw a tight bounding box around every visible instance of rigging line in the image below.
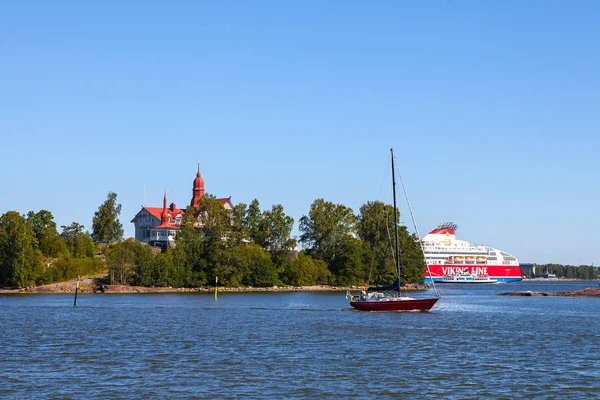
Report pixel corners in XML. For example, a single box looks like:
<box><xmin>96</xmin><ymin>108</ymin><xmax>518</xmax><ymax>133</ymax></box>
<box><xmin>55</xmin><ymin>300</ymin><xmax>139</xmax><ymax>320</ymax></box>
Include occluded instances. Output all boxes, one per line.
<box><xmin>392</xmin><ymin>152</ymin><xmax>440</xmax><ymax>298</ymax></box>
<box><xmin>383</xmin><ymin>206</ymin><xmax>395</xmax><ymax>276</ymax></box>
<box><xmin>366</xmin><ymin>155</ymin><xmax>394</xmax><ymax>287</ymax></box>
<box><xmin>383</xmin><ymin>205</ymin><xmax>404</xmax><ymax>296</ymax></box>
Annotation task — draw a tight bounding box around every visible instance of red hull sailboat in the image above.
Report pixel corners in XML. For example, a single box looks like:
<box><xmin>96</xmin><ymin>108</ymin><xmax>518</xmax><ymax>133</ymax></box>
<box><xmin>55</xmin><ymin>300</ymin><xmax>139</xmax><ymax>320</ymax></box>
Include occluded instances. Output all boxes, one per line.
<box><xmin>350</xmin><ymin>295</ymin><xmax>438</xmax><ymax>312</ymax></box>
<box><xmin>349</xmin><ymin>149</ymin><xmax>440</xmax><ymax>312</ymax></box>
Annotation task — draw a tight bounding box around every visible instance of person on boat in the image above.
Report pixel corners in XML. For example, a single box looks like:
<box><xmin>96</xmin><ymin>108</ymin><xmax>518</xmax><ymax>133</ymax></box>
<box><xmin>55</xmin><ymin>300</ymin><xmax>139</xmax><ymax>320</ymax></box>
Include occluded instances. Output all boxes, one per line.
<box><xmin>360</xmin><ymin>288</ymin><xmax>367</xmax><ymax>300</ymax></box>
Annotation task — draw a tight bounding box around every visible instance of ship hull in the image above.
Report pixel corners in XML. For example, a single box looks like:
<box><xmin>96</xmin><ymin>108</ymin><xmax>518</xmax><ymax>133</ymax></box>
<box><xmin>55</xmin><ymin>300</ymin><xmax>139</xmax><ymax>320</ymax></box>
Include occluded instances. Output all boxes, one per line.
<box><xmin>350</xmin><ymin>297</ymin><xmax>438</xmax><ymax>312</ymax></box>
<box><xmin>424</xmin><ymin>264</ymin><xmax>522</xmax><ymax>283</ymax></box>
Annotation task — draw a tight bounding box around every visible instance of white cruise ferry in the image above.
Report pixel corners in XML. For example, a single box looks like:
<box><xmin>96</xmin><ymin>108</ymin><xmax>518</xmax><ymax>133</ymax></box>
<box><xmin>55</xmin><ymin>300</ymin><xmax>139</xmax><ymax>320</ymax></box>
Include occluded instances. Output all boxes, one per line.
<box><xmin>422</xmin><ymin>222</ymin><xmax>522</xmax><ymax>283</ymax></box>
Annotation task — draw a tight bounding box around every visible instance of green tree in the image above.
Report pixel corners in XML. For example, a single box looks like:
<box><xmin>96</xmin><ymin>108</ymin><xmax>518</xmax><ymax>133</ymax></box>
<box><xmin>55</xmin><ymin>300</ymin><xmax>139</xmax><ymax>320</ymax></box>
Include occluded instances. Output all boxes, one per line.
<box><xmin>26</xmin><ymin>210</ymin><xmax>67</xmax><ymax>257</ymax></box>
<box><xmin>0</xmin><ymin>211</ymin><xmax>42</xmax><ymax>287</ymax></box>
<box><xmin>105</xmin><ymin>238</ymin><xmax>153</xmax><ymax>285</ymax></box>
<box><xmin>281</xmin><ymin>252</ymin><xmax>331</xmax><ymax>286</ymax></box>
<box><xmin>397</xmin><ymin>227</ymin><xmax>426</xmax><ymax>285</ymax></box>
<box><xmin>173</xmin><ymin>216</ymin><xmax>208</xmax><ymax>287</ymax></box>
<box><xmin>230</xmin><ymin>202</ymin><xmax>251</xmax><ymax>245</ymax></box>
<box><xmin>260</xmin><ymin>204</ymin><xmax>296</xmax><ymax>265</ymax></box>
<box><xmin>158</xmin><ymin>250</ymin><xmax>187</xmax><ymax>287</ymax></box>
<box><xmin>198</xmin><ymin>195</ymin><xmax>234</xmax><ymax>263</ymax></box>
<box><xmin>329</xmin><ymin>236</ymin><xmax>371</xmax><ymax>286</ymax></box>
<box><xmin>92</xmin><ymin>191</ymin><xmax>124</xmax><ymax>243</ymax></box>
<box><xmin>195</xmin><ymin>195</ymin><xmax>232</xmax><ymax>238</ymax></box>
<box><xmin>357</xmin><ymin>201</ymin><xmax>425</xmax><ymax>285</ymax></box>
<box><xmin>299</xmin><ymin>198</ymin><xmax>357</xmax><ymax>268</ymax></box>
<box><xmin>356</xmin><ymin>201</ymin><xmax>397</xmax><ymax>284</ymax></box>
<box><xmin>246</xmin><ymin>199</ymin><xmax>264</xmax><ymax>245</ymax></box>
<box><xmin>214</xmin><ymin>243</ymin><xmax>278</xmax><ymax>287</ymax></box>
<box><xmin>37</xmin><ymin>257</ymin><xmax>104</xmax><ymax>285</ymax></box>
<box><xmin>61</xmin><ymin>222</ymin><xmax>97</xmax><ymax>258</ymax></box>
<box><xmin>132</xmin><ymin>249</ymin><xmax>187</xmax><ymax>288</ymax></box>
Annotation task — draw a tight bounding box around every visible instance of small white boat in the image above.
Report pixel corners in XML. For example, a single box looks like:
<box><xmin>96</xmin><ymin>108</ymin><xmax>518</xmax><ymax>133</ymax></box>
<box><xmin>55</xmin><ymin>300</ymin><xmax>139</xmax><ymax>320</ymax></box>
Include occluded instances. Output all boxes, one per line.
<box><xmin>436</xmin><ymin>272</ymin><xmax>498</xmax><ymax>284</ymax></box>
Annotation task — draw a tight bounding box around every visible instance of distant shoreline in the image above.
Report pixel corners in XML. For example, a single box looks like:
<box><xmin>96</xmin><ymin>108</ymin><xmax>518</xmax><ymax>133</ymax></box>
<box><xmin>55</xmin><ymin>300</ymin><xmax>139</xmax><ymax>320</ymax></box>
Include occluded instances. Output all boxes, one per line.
<box><xmin>3</xmin><ymin>277</ymin><xmax>597</xmax><ymax>295</ymax></box>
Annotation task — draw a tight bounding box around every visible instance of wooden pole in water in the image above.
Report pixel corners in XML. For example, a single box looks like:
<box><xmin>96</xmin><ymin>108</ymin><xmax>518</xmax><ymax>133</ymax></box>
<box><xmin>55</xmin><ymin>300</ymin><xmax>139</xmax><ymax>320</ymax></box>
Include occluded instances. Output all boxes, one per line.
<box><xmin>74</xmin><ymin>275</ymin><xmax>80</xmax><ymax>307</ymax></box>
<box><xmin>214</xmin><ymin>276</ymin><xmax>218</xmax><ymax>300</ymax></box>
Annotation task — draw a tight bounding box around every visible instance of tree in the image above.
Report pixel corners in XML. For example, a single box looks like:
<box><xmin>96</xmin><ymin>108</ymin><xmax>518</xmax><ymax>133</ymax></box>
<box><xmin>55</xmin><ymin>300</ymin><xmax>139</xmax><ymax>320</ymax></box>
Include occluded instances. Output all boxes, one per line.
<box><xmin>61</xmin><ymin>222</ymin><xmax>97</xmax><ymax>258</ymax></box>
<box><xmin>92</xmin><ymin>191</ymin><xmax>124</xmax><ymax>243</ymax></box>
<box><xmin>299</xmin><ymin>198</ymin><xmax>357</xmax><ymax>268</ymax></box>
<box><xmin>246</xmin><ymin>199</ymin><xmax>264</xmax><ymax>245</ymax></box>
<box><xmin>260</xmin><ymin>204</ymin><xmax>296</xmax><ymax>265</ymax></box>
<box><xmin>194</xmin><ymin>194</ymin><xmax>234</xmax><ymax>266</ymax></box>
<box><xmin>397</xmin><ymin>227</ymin><xmax>426</xmax><ymax>284</ymax></box>
<box><xmin>0</xmin><ymin>211</ymin><xmax>41</xmax><ymax>287</ymax></box>
<box><xmin>213</xmin><ymin>243</ymin><xmax>278</xmax><ymax>287</ymax></box>
<box><xmin>173</xmin><ymin>215</ymin><xmax>208</xmax><ymax>287</ymax></box>
<box><xmin>356</xmin><ymin>201</ymin><xmax>397</xmax><ymax>284</ymax></box>
<box><xmin>357</xmin><ymin>201</ymin><xmax>425</xmax><ymax>285</ymax></box>
<box><xmin>26</xmin><ymin>210</ymin><xmax>67</xmax><ymax>257</ymax></box>
<box><xmin>230</xmin><ymin>202</ymin><xmax>251</xmax><ymax>245</ymax></box>
<box><xmin>281</xmin><ymin>252</ymin><xmax>330</xmax><ymax>286</ymax></box>
<box><xmin>105</xmin><ymin>238</ymin><xmax>153</xmax><ymax>285</ymax></box>
<box><xmin>37</xmin><ymin>256</ymin><xmax>104</xmax><ymax>285</ymax></box>
<box><xmin>329</xmin><ymin>236</ymin><xmax>371</xmax><ymax>286</ymax></box>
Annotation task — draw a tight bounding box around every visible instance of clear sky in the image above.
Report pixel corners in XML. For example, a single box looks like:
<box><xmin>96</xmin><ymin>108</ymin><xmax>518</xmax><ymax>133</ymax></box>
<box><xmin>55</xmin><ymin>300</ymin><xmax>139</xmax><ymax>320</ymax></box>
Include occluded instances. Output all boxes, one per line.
<box><xmin>1</xmin><ymin>1</ymin><xmax>598</xmax><ymax>266</ymax></box>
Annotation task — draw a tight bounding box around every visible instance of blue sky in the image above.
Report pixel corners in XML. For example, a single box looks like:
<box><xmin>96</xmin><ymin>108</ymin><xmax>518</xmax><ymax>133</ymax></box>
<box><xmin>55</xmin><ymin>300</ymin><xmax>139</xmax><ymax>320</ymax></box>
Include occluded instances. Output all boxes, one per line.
<box><xmin>1</xmin><ymin>1</ymin><xmax>598</xmax><ymax>266</ymax></box>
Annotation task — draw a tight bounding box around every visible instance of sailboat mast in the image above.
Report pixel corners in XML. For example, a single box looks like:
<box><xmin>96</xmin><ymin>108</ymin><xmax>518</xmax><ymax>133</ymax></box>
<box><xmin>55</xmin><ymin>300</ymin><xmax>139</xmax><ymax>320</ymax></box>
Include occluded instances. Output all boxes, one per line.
<box><xmin>390</xmin><ymin>148</ymin><xmax>401</xmax><ymax>291</ymax></box>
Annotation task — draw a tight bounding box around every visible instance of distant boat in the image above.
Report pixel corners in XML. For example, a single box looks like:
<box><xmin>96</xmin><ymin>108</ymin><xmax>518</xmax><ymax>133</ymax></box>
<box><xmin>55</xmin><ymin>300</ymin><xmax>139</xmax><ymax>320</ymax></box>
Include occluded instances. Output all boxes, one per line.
<box><xmin>348</xmin><ymin>149</ymin><xmax>439</xmax><ymax>312</ymax></box>
<box><xmin>436</xmin><ymin>272</ymin><xmax>498</xmax><ymax>284</ymax></box>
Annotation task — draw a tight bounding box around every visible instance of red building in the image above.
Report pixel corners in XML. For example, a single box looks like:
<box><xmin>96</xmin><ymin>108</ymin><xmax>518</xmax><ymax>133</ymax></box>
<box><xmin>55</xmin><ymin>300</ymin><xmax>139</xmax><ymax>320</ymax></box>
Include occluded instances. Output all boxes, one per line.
<box><xmin>131</xmin><ymin>165</ymin><xmax>233</xmax><ymax>247</ymax></box>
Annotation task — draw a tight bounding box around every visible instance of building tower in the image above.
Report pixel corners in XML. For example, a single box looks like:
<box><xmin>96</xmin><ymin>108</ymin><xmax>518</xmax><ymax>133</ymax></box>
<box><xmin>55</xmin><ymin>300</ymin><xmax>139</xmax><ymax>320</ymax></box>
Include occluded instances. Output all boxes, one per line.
<box><xmin>161</xmin><ymin>192</ymin><xmax>168</xmax><ymax>224</ymax></box>
<box><xmin>190</xmin><ymin>162</ymin><xmax>205</xmax><ymax>207</ymax></box>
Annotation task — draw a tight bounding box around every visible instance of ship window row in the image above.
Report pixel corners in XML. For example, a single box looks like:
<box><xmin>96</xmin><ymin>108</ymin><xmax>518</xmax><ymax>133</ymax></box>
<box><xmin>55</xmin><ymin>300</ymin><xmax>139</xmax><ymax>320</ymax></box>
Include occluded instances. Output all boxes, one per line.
<box><xmin>424</xmin><ymin>251</ymin><xmax>487</xmax><ymax>255</ymax></box>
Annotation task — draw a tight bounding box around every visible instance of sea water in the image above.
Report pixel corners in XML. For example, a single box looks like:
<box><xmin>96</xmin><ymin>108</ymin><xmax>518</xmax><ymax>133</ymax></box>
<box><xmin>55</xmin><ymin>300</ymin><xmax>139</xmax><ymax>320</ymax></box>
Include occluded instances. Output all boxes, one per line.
<box><xmin>1</xmin><ymin>280</ymin><xmax>598</xmax><ymax>398</ymax></box>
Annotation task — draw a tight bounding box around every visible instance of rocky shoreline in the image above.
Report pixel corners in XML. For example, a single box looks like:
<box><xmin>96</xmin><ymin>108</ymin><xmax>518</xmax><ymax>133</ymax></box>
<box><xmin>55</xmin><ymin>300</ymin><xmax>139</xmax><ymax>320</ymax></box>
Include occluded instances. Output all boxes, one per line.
<box><xmin>498</xmin><ymin>287</ymin><xmax>600</xmax><ymax>297</ymax></box>
<box><xmin>0</xmin><ymin>279</ymin><xmax>429</xmax><ymax>294</ymax></box>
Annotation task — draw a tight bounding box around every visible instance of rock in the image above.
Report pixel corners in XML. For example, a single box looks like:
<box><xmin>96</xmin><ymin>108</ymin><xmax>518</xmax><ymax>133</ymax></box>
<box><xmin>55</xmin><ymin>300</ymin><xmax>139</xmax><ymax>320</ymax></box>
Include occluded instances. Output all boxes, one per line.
<box><xmin>499</xmin><ymin>288</ymin><xmax>600</xmax><ymax>297</ymax></box>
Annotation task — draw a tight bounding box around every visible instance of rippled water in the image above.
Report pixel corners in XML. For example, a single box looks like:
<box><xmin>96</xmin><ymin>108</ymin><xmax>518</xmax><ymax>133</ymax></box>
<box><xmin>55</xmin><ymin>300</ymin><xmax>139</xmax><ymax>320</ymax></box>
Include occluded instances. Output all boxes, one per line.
<box><xmin>1</xmin><ymin>281</ymin><xmax>599</xmax><ymax>398</ymax></box>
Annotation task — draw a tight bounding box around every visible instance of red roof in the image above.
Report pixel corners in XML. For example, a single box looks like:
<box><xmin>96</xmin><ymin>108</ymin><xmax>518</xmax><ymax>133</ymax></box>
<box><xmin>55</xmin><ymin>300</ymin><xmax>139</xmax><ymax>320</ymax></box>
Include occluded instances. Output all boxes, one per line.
<box><xmin>154</xmin><ymin>223</ymin><xmax>177</xmax><ymax>229</ymax></box>
<box><xmin>140</xmin><ymin>198</ymin><xmax>230</xmax><ymax>226</ymax></box>
<box><xmin>143</xmin><ymin>206</ymin><xmax>185</xmax><ymax>221</ymax></box>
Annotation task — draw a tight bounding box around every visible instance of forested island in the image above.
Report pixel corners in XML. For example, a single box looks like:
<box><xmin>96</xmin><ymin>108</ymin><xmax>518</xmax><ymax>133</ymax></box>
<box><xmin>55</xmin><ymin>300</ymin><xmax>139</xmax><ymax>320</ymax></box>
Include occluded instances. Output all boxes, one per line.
<box><xmin>0</xmin><ymin>192</ymin><xmax>426</xmax><ymax>290</ymax></box>
<box><xmin>528</xmin><ymin>264</ymin><xmax>598</xmax><ymax>280</ymax></box>
<box><xmin>1</xmin><ymin>192</ymin><xmax>597</xmax><ymax>292</ymax></box>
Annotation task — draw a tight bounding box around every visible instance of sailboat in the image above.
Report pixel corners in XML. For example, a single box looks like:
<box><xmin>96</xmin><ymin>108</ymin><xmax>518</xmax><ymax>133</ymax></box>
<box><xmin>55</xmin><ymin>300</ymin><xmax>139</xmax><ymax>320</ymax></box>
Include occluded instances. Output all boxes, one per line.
<box><xmin>348</xmin><ymin>149</ymin><xmax>440</xmax><ymax>312</ymax></box>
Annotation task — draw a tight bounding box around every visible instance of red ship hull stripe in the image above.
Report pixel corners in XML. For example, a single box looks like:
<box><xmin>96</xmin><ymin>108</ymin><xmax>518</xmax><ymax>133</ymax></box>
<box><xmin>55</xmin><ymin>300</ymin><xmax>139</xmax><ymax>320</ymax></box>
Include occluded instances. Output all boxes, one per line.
<box><xmin>424</xmin><ymin>264</ymin><xmax>521</xmax><ymax>277</ymax></box>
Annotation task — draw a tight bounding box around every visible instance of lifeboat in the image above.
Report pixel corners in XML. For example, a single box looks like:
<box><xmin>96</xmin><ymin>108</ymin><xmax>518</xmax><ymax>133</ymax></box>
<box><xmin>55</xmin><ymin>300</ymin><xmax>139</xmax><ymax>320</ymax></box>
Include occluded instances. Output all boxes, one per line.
<box><xmin>444</xmin><ymin>257</ymin><xmax>453</xmax><ymax>265</ymax></box>
<box><xmin>476</xmin><ymin>256</ymin><xmax>487</xmax><ymax>263</ymax></box>
<box><xmin>454</xmin><ymin>256</ymin><xmax>465</xmax><ymax>263</ymax></box>
<box><xmin>465</xmin><ymin>256</ymin><xmax>476</xmax><ymax>263</ymax></box>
